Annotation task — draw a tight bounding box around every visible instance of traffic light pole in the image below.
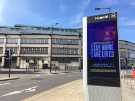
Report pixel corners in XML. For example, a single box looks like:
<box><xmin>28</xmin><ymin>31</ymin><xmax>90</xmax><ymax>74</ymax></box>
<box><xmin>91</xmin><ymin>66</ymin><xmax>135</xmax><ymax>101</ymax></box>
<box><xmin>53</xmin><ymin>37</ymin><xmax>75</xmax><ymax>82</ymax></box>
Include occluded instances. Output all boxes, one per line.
<box><xmin>9</xmin><ymin>49</ymin><xmax>13</xmax><ymax>78</ymax></box>
<box><xmin>9</xmin><ymin>55</ymin><xmax>11</xmax><ymax>78</ymax></box>
<box><xmin>9</xmin><ymin>61</ymin><xmax>10</xmax><ymax>78</ymax></box>
<box><xmin>5</xmin><ymin>49</ymin><xmax>12</xmax><ymax>78</ymax></box>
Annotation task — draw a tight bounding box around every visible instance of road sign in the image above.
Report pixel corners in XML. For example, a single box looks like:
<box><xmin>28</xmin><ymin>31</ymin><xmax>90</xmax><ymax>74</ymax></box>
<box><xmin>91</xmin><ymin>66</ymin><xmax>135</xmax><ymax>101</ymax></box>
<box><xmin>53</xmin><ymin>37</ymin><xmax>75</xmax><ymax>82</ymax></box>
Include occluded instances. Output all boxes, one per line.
<box><xmin>83</xmin><ymin>13</ymin><xmax>121</xmax><ymax>101</ymax></box>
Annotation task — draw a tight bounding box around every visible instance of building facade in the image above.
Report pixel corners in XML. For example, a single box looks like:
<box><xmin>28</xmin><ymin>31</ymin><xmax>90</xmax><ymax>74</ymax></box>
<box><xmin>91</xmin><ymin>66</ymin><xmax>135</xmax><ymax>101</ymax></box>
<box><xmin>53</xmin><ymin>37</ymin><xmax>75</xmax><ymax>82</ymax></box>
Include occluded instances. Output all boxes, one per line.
<box><xmin>119</xmin><ymin>40</ymin><xmax>135</xmax><ymax>65</ymax></box>
<box><xmin>0</xmin><ymin>25</ymin><xmax>82</xmax><ymax>70</ymax></box>
<box><xmin>0</xmin><ymin>24</ymin><xmax>134</xmax><ymax>69</ymax></box>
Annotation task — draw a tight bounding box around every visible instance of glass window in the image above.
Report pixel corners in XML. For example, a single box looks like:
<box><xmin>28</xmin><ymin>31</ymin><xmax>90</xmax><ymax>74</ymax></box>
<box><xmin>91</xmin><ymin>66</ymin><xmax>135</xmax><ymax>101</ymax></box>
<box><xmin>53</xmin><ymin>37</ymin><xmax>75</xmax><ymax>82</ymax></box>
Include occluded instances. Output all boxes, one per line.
<box><xmin>52</xmin><ymin>47</ymin><xmax>79</xmax><ymax>55</ymax></box>
<box><xmin>0</xmin><ymin>47</ymin><xmax>3</xmax><ymax>54</ymax></box>
<box><xmin>52</xmin><ymin>38</ymin><xmax>79</xmax><ymax>45</ymax></box>
<box><xmin>0</xmin><ymin>39</ymin><xmax>4</xmax><ymax>44</ymax></box>
<box><xmin>21</xmin><ymin>47</ymin><xmax>48</xmax><ymax>54</ymax></box>
<box><xmin>7</xmin><ymin>38</ymin><xmax>18</xmax><ymax>44</ymax></box>
<box><xmin>21</xmin><ymin>38</ymin><xmax>48</xmax><ymax>44</ymax></box>
<box><xmin>6</xmin><ymin>47</ymin><xmax>17</xmax><ymax>54</ymax></box>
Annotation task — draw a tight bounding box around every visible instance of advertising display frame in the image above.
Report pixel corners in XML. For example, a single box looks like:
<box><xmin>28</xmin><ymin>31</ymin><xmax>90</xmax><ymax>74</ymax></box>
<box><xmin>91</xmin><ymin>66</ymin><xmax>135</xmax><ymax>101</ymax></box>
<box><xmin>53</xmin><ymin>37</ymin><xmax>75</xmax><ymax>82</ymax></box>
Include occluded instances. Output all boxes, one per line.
<box><xmin>83</xmin><ymin>12</ymin><xmax>121</xmax><ymax>101</ymax></box>
<box><xmin>87</xmin><ymin>12</ymin><xmax>120</xmax><ymax>87</ymax></box>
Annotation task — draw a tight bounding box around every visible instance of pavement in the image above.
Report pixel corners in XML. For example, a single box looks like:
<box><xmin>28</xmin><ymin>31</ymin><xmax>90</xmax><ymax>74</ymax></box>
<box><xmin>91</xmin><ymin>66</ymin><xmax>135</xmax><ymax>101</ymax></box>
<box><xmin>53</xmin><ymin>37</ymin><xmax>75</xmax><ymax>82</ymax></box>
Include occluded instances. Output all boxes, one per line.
<box><xmin>0</xmin><ymin>69</ymin><xmax>78</xmax><ymax>81</ymax></box>
<box><xmin>0</xmin><ymin>69</ymin><xmax>42</xmax><ymax>81</ymax></box>
<box><xmin>0</xmin><ymin>76</ymin><xmax>19</xmax><ymax>81</ymax></box>
<box><xmin>2</xmin><ymin>69</ymin><xmax>135</xmax><ymax>101</ymax></box>
<box><xmin>20</xmin><ymin>72</ymin><xmax>135</xmax><ymax>101</ymax></box>
<box><xmin>22</xmin><ymin>79</ymin><xmax>84</xmax><ymax>101</ymax></box>
<box><xmin>0</xmin><ymin>70</ymin><xmax>82</xmax><ymax>101</ymax></box>
<box><xmin>121</xmin><ymin>77</ymin><xmax>135</xmax><ymax>101</ymax></box>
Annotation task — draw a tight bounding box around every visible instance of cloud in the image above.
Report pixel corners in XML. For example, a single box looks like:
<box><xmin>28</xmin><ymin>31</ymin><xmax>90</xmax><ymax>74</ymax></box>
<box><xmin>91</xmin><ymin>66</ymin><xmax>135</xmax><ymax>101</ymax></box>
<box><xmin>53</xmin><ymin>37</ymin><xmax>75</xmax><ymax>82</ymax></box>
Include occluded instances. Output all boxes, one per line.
<box><xmin>100</xmin><ymin>0</ymin><xmax>119</xmax><ymax>6</ymax></box>
<box><xmin>119</xmin><ymin>17</ymin><xmax>128</xmax><ymax>23</ymax></box>
<box><xmin>0</xmin><ymin>0</ymin><xmax>90</xmax><ymax>27</ymax></box>
<box><xmin>120</xmin><ymin>17</ymin><xmax>135</xmax><ymax>26</ymax></box>
<box><xmin>129</xmin><ymin>1</ymin><xmax>135</xmax><ymax>6</ymax></box>
<box><xmin>59</xmin><ymin>2</ymin><xmax>68</xmax><ymax>13</ymax></box>
<box><xmin>103</xmin><ymin>0</ymin><xmax>118</xmax><ymax>3</ymax></box>
<box><xmin>0</xmin><ymin>0</ymin><xmax>6</xmax><ymax>24</ymax></box>
<box><xmin>0</xmin><ymin>0</ymin><xmax>46</xmax><ymax>26</ymax></box>
<box><xmin>70</xmin><ymin>0</ymin><xmax>91</xmax><ymax>27</ymax></box>
<box><xmin>125</xmin><ymin>20</ymin><xmax>135</xmax><ymax>26</ymax></box>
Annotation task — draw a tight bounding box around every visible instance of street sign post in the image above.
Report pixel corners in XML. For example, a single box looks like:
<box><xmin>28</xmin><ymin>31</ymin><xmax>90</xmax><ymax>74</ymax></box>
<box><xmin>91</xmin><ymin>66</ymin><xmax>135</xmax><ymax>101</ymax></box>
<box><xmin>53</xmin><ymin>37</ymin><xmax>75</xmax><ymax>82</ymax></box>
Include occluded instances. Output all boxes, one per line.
<box><xmin>83</xmin><ymin>13</ymin><xmax>121</xmax><ymax>101</ymax></box>
<box><xmin>5</xmin><ymin>49</ymin><xmax>13</xmax><ymax>78</ymax></box>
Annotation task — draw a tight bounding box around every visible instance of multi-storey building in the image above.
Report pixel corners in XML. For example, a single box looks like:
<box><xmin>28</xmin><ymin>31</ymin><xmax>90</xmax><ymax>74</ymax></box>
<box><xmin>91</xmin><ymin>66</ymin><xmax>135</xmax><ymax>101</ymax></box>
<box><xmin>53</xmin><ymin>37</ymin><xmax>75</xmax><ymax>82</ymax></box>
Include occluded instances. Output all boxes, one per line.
<box><xmin>0</xmin><ymin>24</ymin><xmax>82</xmax><ymax>70</ymax></box>
<box><xmin>119</xmin><ymin>40</ymin><xmax>135</xmax><ymax>65</ymax></box>
<box><xmin>0</xmin><ymin>24</ymin><xmax>134</xmax><ymax>69</ymax></box>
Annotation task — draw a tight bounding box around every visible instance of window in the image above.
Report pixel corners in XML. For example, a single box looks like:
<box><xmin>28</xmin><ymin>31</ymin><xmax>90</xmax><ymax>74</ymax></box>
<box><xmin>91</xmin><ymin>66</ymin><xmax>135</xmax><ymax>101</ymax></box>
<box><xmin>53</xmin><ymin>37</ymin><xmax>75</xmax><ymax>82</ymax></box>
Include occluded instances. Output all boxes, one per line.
<box><xmin>21</xmin><ymin>38</ymin><xmax>48</xmax><ymax>44</ymax></box>
<box><xmin>7</xmin><ymin>38</ymin><xmax>18</xmax><ymax>44</ymax></box>
<box><xmin>6</xmin><ymin>47</ymin><xmax>17</xmax><ymax>54</ymax></box>
<box><xmin>0</xmin><ymin>39</ymin><xmax>4</xmax><ymax>44</ymax></box>
<box><xmin>0</xmin><ymin>47</ymin><xmax>3</xmax><ymax>54</ymax></box>
<box><xmin>52</xmin><ymin>39</ymin><xmax>79</xmax><ymax>45</ymax></box>
<box><xmin>21</xmin><ymin>47</ymin><xmax>48</xmax><ymax>54</ymax></box>
<box><xmin>52</xmin><ymin>48</ymin><xmax>79</xmax><ymax>55</ymax></box>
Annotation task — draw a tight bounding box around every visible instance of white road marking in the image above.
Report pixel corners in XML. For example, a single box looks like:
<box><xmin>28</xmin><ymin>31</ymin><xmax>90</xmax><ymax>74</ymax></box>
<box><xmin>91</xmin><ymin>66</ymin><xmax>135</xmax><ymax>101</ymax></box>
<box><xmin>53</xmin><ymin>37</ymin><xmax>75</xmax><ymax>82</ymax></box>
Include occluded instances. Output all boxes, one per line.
<box><xmin>25</xmin><ymin>86</ymin><xmax>38</xmax><ymax>92</ymax></box>
<box><xmin>25</xmin><ymin>86</ymin><xmax>38</xmax><ymax>91</ymax></box>
<box><xmin>25</xmin><ymin>88</ymin><xmax>36</xmax><ymax>92</ymax></box>
<box><xmin>0</xmin><ymin>83</ymin><xmax>10</xmax><ymax>86</ymax></box>
<box><xmin>0</xmin><ymin>90</ymin><xmax>24</xmax><ymax>97</ymax></box>
<box><xmin>0</xmin><ymin>86</ymin><xmax>38</xmax><ymax>98</ymax></box>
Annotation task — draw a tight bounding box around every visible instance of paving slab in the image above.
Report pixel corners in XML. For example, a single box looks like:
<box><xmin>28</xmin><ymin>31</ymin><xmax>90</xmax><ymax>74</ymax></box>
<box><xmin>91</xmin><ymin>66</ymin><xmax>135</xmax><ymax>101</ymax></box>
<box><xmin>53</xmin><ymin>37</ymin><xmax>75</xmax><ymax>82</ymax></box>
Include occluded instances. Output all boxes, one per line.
<box><xmin>0</xmin><ymin>77</ymin><xmax>19</xmax><ymax>81</ymax></box>
<box><xmin>22</xmin><ymin>79</ymin><xmax>84</xmax><ymax>101</ymax></box>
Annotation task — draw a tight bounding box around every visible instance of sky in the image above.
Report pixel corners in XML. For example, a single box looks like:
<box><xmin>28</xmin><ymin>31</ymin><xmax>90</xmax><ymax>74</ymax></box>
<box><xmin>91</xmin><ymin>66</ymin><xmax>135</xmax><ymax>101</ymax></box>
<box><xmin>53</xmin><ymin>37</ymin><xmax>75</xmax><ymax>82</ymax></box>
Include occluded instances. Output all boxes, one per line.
<box><xmin>0</xmin><ymin>0</ymin><xmax>135</xmax><ymax>42</ymax></box>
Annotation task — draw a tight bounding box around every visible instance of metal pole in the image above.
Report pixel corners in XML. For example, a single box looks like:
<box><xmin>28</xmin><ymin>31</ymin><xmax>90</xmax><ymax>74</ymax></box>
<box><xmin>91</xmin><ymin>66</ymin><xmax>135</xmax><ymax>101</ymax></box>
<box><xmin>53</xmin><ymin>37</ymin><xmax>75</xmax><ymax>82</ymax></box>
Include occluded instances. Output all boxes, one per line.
<box><xmin>5</xmin><ymin>35</ymin><xmax>11</xmax><ymax>78</ymax></box>
<box><xmin>79</xmin><ymin>33</ymin><xmax>82</xmax><ymax>72</ymax></box>
<box><xmin>50</xmin><ymin>23</ymin><xmax>59</xmax><ymax>73</ymax></box>
<box><xmin>9</xmin><ymin>49</ymin><xmax>13</xmax><ymax>78</ymax></box>
<box><xmin>9</xmin><ymin>52</ymin><xmax>11</xmax><ymax>78</ymax></box>
<box><xmin>50</xmin><ymin>26</ymin><xmax>53</xmax><ymax>73</ymax></box>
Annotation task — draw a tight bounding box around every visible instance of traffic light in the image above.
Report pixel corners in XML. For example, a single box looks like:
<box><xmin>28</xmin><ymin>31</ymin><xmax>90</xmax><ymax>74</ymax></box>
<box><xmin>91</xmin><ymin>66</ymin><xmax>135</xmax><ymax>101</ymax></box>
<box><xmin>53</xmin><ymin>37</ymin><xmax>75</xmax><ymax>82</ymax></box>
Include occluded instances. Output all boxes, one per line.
<box><xmin>5</xmin><ymin>49</ymin><xmax>13</xmax><ymax>59</ymax></box>
<box><xmin>5</xmin><ymin>50</ymin><xmax>10</xmax><ymax>59</ymax></box>
<box><xmin>4</xmin><ymin>49</ymin><xmax>13</xmax><ymax>78</ymax></box>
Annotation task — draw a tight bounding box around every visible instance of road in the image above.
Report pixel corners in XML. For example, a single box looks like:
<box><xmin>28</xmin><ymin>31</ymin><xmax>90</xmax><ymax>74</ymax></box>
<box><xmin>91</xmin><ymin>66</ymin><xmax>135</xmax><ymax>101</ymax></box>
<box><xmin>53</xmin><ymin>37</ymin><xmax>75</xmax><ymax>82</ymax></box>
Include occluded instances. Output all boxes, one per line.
<box><xmin>0</xmin><ymin>72</ymin><xmax>82</xmax><ymax>101</ymax></box>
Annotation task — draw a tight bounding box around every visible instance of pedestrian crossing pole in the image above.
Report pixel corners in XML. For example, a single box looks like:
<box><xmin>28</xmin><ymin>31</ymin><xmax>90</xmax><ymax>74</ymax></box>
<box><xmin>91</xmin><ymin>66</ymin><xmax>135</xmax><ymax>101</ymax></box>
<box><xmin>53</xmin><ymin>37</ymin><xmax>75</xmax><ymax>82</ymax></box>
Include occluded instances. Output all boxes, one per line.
<box><xmin>5</xmin><ymin>49</ymin><xmax>13</xmax><ymax>78</ymax></box>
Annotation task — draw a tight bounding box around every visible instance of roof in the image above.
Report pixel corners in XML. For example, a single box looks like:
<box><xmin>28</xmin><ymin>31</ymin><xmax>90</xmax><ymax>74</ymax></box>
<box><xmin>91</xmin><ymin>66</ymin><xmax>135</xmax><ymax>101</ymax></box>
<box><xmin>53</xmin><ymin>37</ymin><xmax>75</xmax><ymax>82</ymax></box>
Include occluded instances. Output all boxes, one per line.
<box><xmin>0</xmin><ymin>24</ymin><xmax>82</xmax><ymax>36</ymax></box>
<box><xmin>119</xmin><ymin>40</ymin><xmax>135</xmax><ymax>45</ymax></box>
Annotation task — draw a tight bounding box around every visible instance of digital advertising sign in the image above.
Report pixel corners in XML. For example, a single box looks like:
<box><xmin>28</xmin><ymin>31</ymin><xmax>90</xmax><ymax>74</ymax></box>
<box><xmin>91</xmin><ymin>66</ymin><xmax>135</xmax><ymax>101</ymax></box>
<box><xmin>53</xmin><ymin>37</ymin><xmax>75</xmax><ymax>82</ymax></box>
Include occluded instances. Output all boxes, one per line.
<box><xmin>87</xmin><ymin>13</ymin><xmax>120</xmax><ymax>87</ymax></box>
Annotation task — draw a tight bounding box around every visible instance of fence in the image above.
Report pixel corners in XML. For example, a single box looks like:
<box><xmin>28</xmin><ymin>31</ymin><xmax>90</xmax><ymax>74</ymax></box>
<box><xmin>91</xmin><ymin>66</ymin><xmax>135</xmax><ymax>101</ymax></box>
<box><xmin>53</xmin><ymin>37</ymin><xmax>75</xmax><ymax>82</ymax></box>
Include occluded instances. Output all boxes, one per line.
<box><xmin>121</xmin><ymin>70</ymin><xmax>135</xmax><ymax>101</ymax></box>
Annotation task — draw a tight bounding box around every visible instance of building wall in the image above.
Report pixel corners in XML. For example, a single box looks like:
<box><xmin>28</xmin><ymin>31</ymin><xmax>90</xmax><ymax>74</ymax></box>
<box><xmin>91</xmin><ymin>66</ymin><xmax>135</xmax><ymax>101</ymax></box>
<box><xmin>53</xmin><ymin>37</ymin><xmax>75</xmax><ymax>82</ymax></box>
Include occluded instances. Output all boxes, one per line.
<box><xmin>1</xmin><ymin>25</ymin><xmax>135</xmax><ymax>69</ymax></box>
<box><xmin>0</xmin><ymin>34</ymin><xmax>81</xmax><ymax>70</ymax></box>
<box><xmin>119</xmin><ymin>40</ymin><xmax>135</xmax><ymax>65</ymax></box>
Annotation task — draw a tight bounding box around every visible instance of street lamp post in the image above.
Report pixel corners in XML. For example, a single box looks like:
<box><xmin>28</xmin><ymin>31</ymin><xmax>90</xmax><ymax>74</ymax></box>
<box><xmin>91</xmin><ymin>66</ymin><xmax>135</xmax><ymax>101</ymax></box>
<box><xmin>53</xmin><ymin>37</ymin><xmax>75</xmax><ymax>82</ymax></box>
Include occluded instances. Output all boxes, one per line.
<box><xmin>95</xmin><ymin>7</ymin><xmax>111</xmax><ymax>12</ymax></box>
<box><xmin>4</xmin><ymin>35</ymin><xmax>12</xmax><ymax>78</ymax></box>
<box><xmin>78</xmin><ymin>32</ymin><xmax>82</xmax><ymax>72</ymax></box>
<box><xmin>50</xmin><ymin>23</ymin><xmax>59</xmax><ymax>73</ymax></box>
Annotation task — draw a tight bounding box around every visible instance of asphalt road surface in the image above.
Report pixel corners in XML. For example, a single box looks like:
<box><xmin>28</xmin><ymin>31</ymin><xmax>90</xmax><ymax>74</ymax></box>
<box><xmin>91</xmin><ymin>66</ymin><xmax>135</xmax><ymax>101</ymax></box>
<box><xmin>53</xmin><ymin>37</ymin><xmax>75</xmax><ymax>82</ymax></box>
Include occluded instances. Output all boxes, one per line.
<box><xmin>0</xmin><ymin>72</ymin><xmax>82</xmax><ymax>101</ymax></box>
